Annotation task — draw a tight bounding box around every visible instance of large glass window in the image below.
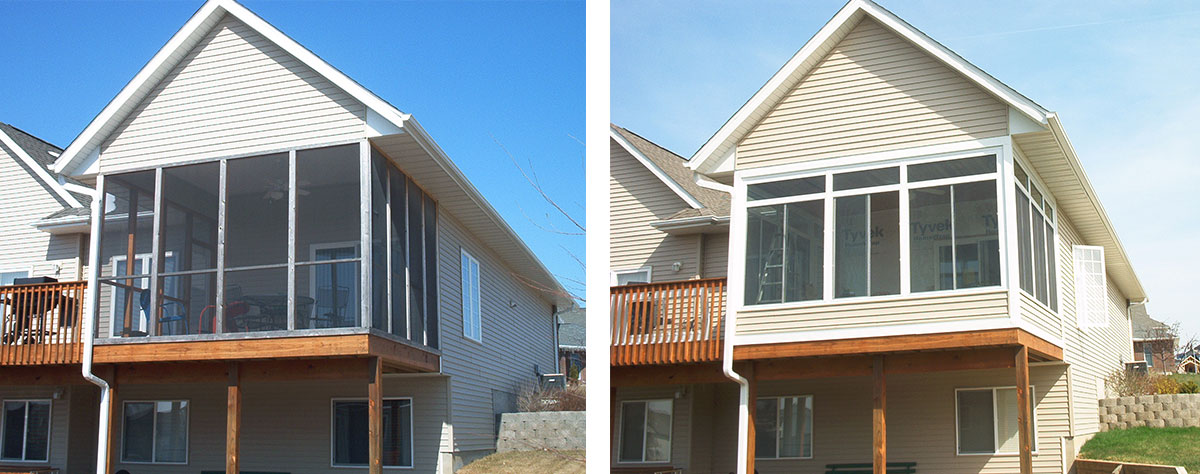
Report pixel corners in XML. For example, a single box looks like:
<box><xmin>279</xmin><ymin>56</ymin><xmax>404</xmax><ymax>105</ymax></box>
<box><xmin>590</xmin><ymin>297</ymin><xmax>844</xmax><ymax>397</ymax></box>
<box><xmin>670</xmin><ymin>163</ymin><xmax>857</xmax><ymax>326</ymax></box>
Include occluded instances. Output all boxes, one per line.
<box><xmin>745</xmin><ymin>202</ymin><xmax>823</xmax><ymax>305</ymax></box>
<box><xmin>743</xmin><ymin>154</ymin><xmax>1001</xmax><ymax>306</ymax></box>
<box><xmin>618</xmin><ymin>400</ymin><xmax>672</xmax><ymax>464</ymax></box>
<box><xmin>332</xmin><ymin>399</ymin><xmax>413</xmax><ymax>468</ymax></box>
<box><xmin>956</xmin><ymin>387</ymin><xmax>1036</xmax><ymax>455</ymax></box>
<box><xmin>755</xmin><ymin>396</ymin><xmax>813</xmax><ymax>459</ymax></box>
<box><xmin>461</xmin><ymin>251</ymin><xmax>481</xmax><ymax>342</ymax></box>
<box><xmin>1</xmin><ymin>400</ymin><xmax>50</xmax><ymax>462</ymax></box>
<box><xmin>122</xmin><ymin>401</ymin><xmax>188</xmax><ymax>464</ymax></box>
<box><xmin>1013</xmin><ymin>160</ymin><xmax>1058</xmax><ymax>310</ymax></box>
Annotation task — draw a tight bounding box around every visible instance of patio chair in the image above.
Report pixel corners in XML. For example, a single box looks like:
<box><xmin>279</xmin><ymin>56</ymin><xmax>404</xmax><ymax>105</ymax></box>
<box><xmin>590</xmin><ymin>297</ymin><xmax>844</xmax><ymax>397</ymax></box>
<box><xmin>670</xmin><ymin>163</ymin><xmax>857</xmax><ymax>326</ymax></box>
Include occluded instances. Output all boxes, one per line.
<box><xmin>139</xmin><ymin>289</ymin><xmax>189</xmax><ymax>335</ymax></box>
<box><xmin>313</xmin><ymin>286</ymin><xmax>350</xmax><ymax>328</ymax></box>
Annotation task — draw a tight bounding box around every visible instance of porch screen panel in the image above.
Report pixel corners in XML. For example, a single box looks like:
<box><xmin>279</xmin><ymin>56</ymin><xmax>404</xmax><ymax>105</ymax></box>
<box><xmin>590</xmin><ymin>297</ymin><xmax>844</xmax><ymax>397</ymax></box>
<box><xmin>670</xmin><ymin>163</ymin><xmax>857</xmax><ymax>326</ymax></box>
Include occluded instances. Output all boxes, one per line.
<box><xmin>407</xmin><ymin>179</ymin><xmax>425</xmax><ymax>341</ymax></box>
<box><xmin>1032</xmin><ymin>207</ymin><xmax>1048</xmax><ymax>302</ymax></box>
<box><xmin>98</xmin><ymin>170</ymin><xmax>157</xmax><ymax>336</ymax></box>
<box><xmin>424</xmin><ymin>196</ymin><xmax>438</xmax><ymax>348</ymax></box>
<box><xmin>834</xmin><ymin>192</ymin><xmax>899</xmax><ymax>298</ymax></box>
<box><xmin>295</xmin><ymin>145</ymin><xmax>360</xmax><ymax>263</ymax></box>
<box><xmin>745</xmin><ymin>205</ymin><xmax>784</xmax><ymax>305</ymax></box>
<box><xmin>1016</xmin><ymin>189</ymin><xmax>1034</xmax><ymax>293</ymax></box>
<box><xmin>952</xmin><ymin>180</ymin><xmax>1000</xmax><ymax>289</ymax></box>
<box><xmin>224</xmin><ymin>153</ymin><xmax>288</xmax><ymax>267</ymax></box>
<box><xmin>834</xmin><ymin>195</ymin><xmax>867</xmax><ymax>298</ymax></box>
<box><xmin>158</xmin><ymin>162</ymin><xmax>220</xmax><ymax>336</ymax></box>
<box><xmin>389</xmin><ymin>167</ymin><xmax>408</xmax><ymax>339</ymax></box>
<box><xmin>909</xmin><ymin>186</ymin><xmax>953</xmax><ymax>292</ymax></box>
<box><xmin>870</xmin><ymin>192</ymin><xmax>900</xmax><ymax>295</ymax></box>
<box><xmin>783</xmin><ymin>201</ymin><xmax>823</xmax><ymax>302</ymax></box>
<box><xmin>371</xmin><ymin>150</ymin><xmax>388</xmax><ymax>330</ymax></box>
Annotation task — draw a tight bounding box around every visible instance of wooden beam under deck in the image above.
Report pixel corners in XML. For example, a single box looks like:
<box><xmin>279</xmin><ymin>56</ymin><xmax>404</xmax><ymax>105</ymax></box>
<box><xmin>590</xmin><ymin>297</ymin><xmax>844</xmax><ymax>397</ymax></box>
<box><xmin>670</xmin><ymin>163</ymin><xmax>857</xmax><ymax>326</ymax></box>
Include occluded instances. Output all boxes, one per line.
<box><xmin>93</xmin><ymin>333</ymin><xmax>439</xmax><ymax>373</ymax></box>
<box><xmin>1016</xmin><ymin>346</ymin><xmax>1033</xmax><ymax>474</ymax></box>
<box><xmin>369</xmin><ymin>357</ymin><xmax>384</xmax><ymax>474</ymax></box>
<box><xmin>873</xmin><ymin>356</ymin><xmax>886</xmax><ymax>474</ymax></box>
<box><xmin>733</xmin><ymin>328</ymin><xmax>1062</xmax><ymax>362</ymax></box>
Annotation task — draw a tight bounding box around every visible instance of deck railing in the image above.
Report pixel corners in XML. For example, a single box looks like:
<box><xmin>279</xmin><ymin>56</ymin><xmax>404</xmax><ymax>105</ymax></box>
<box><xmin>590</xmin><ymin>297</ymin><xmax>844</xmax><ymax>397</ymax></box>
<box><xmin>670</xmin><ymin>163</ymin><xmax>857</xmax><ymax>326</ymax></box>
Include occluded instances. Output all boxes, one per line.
<box><xmin>610</xmin><ymin>278</ymin><xmax>725</xmax><ymax>366</ymax></box>
<box><xmin>0</xmin><ymin>281</ymin><xmax>85</xmax><ymax>365</ymax></box>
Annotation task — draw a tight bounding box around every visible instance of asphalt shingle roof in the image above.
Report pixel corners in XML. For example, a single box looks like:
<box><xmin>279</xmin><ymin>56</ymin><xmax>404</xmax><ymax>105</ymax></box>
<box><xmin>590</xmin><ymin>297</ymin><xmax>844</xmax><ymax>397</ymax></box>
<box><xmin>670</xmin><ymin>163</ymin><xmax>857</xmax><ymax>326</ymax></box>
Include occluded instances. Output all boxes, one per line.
<box><xmin>0</xmin><ymin>122</ymin><xmax>93</xmax><ymax>209</ymax></box>
<box><xmin>612</xmin><ymin>124</ymin><xmax>730</xmax><ymax>217</ymax></box>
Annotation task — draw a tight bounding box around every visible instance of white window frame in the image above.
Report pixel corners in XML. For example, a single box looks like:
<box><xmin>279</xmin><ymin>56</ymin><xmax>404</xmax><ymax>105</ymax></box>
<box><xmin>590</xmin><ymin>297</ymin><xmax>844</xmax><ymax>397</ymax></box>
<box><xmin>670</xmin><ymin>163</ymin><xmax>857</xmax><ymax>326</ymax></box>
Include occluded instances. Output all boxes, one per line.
<box><xmin>0</xmin><ymin>399</ymin><xmax>52</xmax><ymax>463</ymax></box>
<box><xmin>954</xmin><ymin>386</ymin><xmax>1037</xmax><ymax>456</ymax></box>
<box><xmin>460</xmin><ymin>249</ymin><xmax>482</xmax><ymax>343</ymax></box>
<box><xmin>1073</xmin><ymin>245</ymin><xmax>1107</xmax><ymax>329</ymax></box>
<box><xmin>1012</xmin><ymin>154</ymin><xmax>1060</xmax><ymax>315</ymax></box>
<box><xmin>736</xmin><ymin>146</ymin><xmax>1008</xmax><ymax>310</ymax></box>
<box><xmin>0</xmin><ymin>269</ymin><xmax>31</xmax><ymax>287</ymax></box>
<box><xmin>329</xmin><ymin>397</ymin><xmax>414</xmax><ymax>469</ymax></box>
<box><xmin>754</xmin><ymin>395</ymin><xmax>814</xmax><ymax>460</ymax></box>
<box><xmin>610</xmin><ymin>266</ymin><xmax>652</xmax><ymax>286</ymax></box>
<box><xmin>107</xmin><ymin>252</ymin><xmax>175</xmax><ymax>337</ymax></box>
<box><xmin>616</xmin><ymin>399</ymin><xmax>673</xmax><ymax>464</ymax></box>
<box><xmin>120</xmin><ymin>399</ymin><xmax>190</xmax><ymax>465</ymax></box>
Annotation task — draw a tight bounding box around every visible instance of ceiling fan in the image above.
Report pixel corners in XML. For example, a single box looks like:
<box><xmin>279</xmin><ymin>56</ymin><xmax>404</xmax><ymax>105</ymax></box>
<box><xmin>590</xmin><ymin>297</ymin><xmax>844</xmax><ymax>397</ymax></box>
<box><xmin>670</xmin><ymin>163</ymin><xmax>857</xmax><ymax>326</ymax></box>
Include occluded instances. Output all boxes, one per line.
<box><xmin>262</xmin><ymin>179</ymin><xmax>310</xmax><ymax>201</ymax></box>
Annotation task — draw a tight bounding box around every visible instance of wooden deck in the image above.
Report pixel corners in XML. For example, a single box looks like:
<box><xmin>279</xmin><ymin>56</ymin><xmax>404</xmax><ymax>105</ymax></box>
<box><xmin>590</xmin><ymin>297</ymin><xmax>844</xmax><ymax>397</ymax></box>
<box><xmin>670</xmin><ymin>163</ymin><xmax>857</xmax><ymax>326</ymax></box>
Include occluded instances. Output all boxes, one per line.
<box><xmin>0</xmin><ymin>281</ymin><xmax>85</xmax><ymax>366</ymax></box>
<box><xmin>610</xmin><ymin>278</ymin><xmax>725</xmax><ymax>366</ymax></box>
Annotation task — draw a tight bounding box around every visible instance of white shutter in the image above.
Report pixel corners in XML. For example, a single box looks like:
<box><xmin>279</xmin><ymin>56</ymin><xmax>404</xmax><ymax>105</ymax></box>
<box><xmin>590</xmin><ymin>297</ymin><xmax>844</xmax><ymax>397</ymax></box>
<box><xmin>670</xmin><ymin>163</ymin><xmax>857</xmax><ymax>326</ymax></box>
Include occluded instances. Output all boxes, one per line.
<box><xmin>1073</xmin><ymin>245</ymin><xmax>1107</xmax><ymax>328</ymax></box>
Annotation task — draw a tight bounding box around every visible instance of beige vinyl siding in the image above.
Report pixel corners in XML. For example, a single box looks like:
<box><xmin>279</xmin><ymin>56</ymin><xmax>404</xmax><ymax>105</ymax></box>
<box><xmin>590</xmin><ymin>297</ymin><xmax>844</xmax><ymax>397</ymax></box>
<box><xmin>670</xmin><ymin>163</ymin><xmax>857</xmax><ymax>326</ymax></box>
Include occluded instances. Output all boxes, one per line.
<box><xmin>65</xmin><ymin>385</ymin><xmax>99</xmax><ymax>473</ymax></box>
<box><xmin>736</xmin><ymin>17</ymin><xmax>1007</xmax><ymax>169</ymax></box>
<box><xmin>612</xmin><ymin>386</ymin><xmax>692</xmax><ymax>469</ymax></box>
<box><xmin>0</xmin><ymin>146</ymin><xmax>84</xmax><ymax>280</ymax></box>
<box><xmin>99</xmin><ymin>14</ymin><xmax>366</xmax><ymax>173</ymax></box>
<box><xmin>610</xmin><ymin>139</ymin><xmax>702</xmax><ymax>282</ymax></box>
<box><xmin>1055</xmin><ymin>215</ymin><xmax>1133</xmax><ymax>437</ymax></box>
<box><xmin>685</xmin><ymin>366</ymin><xmax>1069</xmax><ymax>474</ymax></box>
<box><xmin>1019</xmin><ymin>290</ymin><xmax>1062</xmax><ymax>341</ymax></box>
<box><xmin>108</xmin><ymin>378</ymin><xmax>448</xmax><ymax>474</ymax></box>
<box><xmin>0</xmin><ymin>385</ymin><xmax>94</xmax><ymax>471</ymax></box>
<box><xmin>737</xmin><ymin>289</ymin><xmax>1009</xmax><ymax>336</ymax></box>
<box><xmin>701</xmin><ymin>232</ymin><xmax>729</xmax><ymax>279</ymax></box>
<box><xmin>436</xmin><ymin>208</ymin><xmax>557</xmax><ymax>454</ymax></box>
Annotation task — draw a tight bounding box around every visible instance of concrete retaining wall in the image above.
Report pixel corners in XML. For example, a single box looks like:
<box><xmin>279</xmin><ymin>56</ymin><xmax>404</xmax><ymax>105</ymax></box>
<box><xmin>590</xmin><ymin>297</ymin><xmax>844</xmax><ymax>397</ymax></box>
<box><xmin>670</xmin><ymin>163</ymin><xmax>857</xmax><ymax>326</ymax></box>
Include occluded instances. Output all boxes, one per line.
<box><xmin>496</xmin><ymin>411</ymin><xmax>586</xmax><ymax>452</ymax></box>
<box><xmin>1099</xmin><ymin>393</ymin><xmax>1200</xmax><ymax>431</ymax></box>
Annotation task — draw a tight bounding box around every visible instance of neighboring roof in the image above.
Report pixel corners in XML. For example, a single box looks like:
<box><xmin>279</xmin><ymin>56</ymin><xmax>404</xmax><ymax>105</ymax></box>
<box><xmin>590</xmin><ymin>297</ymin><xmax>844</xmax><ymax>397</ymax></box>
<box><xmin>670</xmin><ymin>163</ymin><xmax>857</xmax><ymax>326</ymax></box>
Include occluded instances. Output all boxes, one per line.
<box><xmin>557</xmin><ymin>307</ymin><xmax>585</xmax><ymax>350</ymax></box>
<box><xmin>1130</xmin><ymin>305</ymin><xmax>1172</xmax><ymax>341</ymax></box>
<box><xmin>0</xmin><ymin>122</ymin><xmax>88</xmax><ymax>210</ymax></box>
<box><xmin>611</xmin><ymin>124</ymin><xmax>730</xmax><ymax>216</ymax></box>
<box><xmin>46</xmin><ymin>0</ymin><xmax>569</xmax><ymax>306</ymax></box>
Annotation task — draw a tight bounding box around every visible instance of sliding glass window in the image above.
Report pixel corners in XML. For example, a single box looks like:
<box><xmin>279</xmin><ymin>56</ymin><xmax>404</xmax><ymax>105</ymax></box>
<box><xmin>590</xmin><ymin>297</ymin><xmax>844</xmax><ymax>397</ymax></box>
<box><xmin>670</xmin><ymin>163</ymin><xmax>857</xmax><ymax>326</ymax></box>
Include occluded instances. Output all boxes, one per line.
<box><xmin>742</xmin><ymin>154</ymin><xmax>1001</xmax><ymax>306</ymax></box>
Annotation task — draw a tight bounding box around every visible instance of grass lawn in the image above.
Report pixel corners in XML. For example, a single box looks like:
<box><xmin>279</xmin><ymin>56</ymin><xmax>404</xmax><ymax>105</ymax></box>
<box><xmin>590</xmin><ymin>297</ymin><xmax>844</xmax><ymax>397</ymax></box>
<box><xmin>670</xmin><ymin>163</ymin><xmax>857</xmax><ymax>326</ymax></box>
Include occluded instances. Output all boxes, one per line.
<box><xmin>1079</xmin><ymin>427</ymin><xmax>1200</xmax><ymax>471</ymax></box>
<box><xmin>1170</xmin><ymin>373</ymin><xmax>1200</xmax><ymax>386</ymax></box>
<box><xmin>458</xmin><ymin>449</ymin><xmax>585</xmax><ymax>474</ymax></box>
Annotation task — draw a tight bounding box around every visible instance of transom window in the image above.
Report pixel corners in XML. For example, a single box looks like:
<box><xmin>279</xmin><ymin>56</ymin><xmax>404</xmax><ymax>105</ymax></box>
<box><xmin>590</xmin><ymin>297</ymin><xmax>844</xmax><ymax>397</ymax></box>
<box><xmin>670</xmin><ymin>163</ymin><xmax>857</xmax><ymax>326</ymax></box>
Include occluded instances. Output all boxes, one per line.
<box><xmin>744</xmin><ymin>154</ymin><xmax>1001</xmax><ymax>306</ymax></box>
<box><xmin>1014</xmin><ymin>160</ymin><xmax>1058</xmax><ymax>311</ymax></box>
<box><xmin>956</xmin><ymin>387</ymin><xmax>1036</xmax><ymax>455</ymax></box>
<box><xmin>1</xmin><ymin>400</ymin><xmax>50</xmax><ymax>462</ymax></box>
<box><xmin>755</xmin><ymin>395</ymin><xmax>813</xmax><ymax>459</ymax></box>
<box><xmin>618</xmin><ymin>399</ymin><xmax>672</xmax><ymax>464</ymax></box>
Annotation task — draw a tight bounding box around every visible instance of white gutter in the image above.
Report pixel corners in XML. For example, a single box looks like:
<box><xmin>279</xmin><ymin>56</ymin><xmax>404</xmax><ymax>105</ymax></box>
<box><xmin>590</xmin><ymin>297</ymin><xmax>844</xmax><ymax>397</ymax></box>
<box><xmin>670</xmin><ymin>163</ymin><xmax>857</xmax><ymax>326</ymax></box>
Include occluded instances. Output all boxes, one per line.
<box><xmin>649</xmin><ymin>215</ymin><xmax>730</xmax><ymax>232</ymax></box>
<box><xmin>80</xmin><ymin>175</ymin><xmax>111</xmax><ymax>474</ymax></box>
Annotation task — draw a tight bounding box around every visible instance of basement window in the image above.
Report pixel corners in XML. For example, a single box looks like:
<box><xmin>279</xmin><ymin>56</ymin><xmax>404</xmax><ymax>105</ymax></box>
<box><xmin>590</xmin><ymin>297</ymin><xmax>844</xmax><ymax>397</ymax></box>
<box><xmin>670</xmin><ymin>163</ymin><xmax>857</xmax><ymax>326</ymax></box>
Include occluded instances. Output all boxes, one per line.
<box><xmin>618</xmin><ymin>399</ymin><xmax>672</xmax><ymax>463</ymax></box>
<box><xmin>956</xmin><ymin>387</ymin><xmax>1036</xmax><ymax>455</ymax></box>
<box><xmin>755</xmin><ymin>395</ymin><xmax>813</xmax><ymax>459</ymax></box>
<box><xmin>1</xmin><ymin>400</ymin><xmax>50</xmax><ymax>462</ymax></box>
<box><xmin>331</xmin><ymin>398</ymin><xmax>413</xmax><ymax>468</ymax></box>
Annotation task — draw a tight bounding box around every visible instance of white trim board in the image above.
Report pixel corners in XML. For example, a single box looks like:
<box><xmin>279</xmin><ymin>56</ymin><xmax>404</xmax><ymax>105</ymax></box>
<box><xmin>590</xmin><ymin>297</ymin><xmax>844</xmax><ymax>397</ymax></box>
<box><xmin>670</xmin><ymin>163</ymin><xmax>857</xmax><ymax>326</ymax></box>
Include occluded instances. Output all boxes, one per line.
<box><xmin>610</xmin><ymin>126</ymin><xmax>703</xmax><ymax>209</ymax></box>
<box><xmin>0</xmin><ymin>128</ymin><xmax>82</xmax><ymax>208</ymax></box>
<box><xmin>686</xmin><ymin>0</ymin><xmax>1051</xmax><ymax>175</ymax></box>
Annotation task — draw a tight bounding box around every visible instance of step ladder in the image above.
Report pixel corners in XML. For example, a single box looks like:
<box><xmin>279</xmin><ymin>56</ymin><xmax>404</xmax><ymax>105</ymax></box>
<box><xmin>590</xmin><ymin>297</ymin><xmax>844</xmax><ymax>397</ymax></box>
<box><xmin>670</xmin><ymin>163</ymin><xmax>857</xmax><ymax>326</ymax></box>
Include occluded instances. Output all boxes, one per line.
<box><xmin>755</xmin><ymin>233</ymin><xmax>784</xmax><ymax>304</ymax></box>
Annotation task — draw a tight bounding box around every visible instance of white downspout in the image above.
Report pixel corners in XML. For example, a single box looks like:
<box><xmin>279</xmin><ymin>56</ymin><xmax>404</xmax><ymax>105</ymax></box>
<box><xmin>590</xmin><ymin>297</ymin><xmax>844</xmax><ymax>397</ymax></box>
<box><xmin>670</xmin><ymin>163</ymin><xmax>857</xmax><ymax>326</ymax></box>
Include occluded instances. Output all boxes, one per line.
<box><xmin>722</xmin><ymin>172</ymin><xmax>750</xmax><ymax>474</ymax></box>
<box><xmin>80</xmin><ymin>175</ymin><xmax>111</xmax><ymax>474</ymax></box>
<box><xmin>722</xmin><ymin>319</ymin><xmax>750</xmax><ymax>474</ymax></box>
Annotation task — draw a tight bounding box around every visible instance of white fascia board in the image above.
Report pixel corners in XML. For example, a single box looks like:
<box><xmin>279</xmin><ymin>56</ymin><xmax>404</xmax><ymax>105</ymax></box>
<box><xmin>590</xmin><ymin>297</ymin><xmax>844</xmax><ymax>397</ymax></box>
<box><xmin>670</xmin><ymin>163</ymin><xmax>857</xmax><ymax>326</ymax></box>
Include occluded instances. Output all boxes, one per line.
<box><xmin>54</xmin><ymin>0</ymin><xmax>412</xmax><ymax>177</ymax></box>
<box><xmin>649</xmin><ymin>215</ymin><xmax>730</xmax><ymax>232</ymax></box>
<box><xmin>610</xmin><ymin>127</ymin><xmax>704</xmax><ymax>209</ymax></box>
<box><xmin>0</xmin><ymin>129</ymin><xmax>83</xmax><ymax>208</ymax></box>
<box><xmin>1045</xmin><ymin>114</ymin><xmax>1146</xmax><ymax>300</ymax></box>
<box><xmin>402</xmin><ymin>117</ymin><xmax>571</xmax><ymax>307</ymax></box>
<box><xmin>60</xmin><ymin>180</ymin><xmax>97</xmax><ymax>198</ymax></box>
<box><xmin>695</xmin><ymin>173</ymin><xmax>733</xmax><ymax>193</ymax></box>
<box><xmin>688</xmin><ymin>0</ymin><xmax>1051</xmax><ymax>174</ymax></box>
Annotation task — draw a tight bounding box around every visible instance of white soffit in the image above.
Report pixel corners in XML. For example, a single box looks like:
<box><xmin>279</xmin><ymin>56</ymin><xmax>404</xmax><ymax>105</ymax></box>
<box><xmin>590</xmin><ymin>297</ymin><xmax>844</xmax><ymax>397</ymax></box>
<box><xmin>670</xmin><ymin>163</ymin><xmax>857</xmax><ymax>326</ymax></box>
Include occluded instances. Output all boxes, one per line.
<box><xmin>687</xmin><ymin>0</ymin><xmax>1052</xmax><ymax>174</ymax></box>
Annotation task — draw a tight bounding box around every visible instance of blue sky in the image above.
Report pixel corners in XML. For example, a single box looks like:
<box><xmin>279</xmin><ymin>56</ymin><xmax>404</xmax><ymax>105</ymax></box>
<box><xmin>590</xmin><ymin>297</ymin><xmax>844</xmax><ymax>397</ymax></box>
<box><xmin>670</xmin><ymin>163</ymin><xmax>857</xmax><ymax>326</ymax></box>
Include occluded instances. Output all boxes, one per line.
<box><xmin>614</xmin><ymin>0</ymin><xmax>1200</xmax><ymax>338</ymax></box>
<box><xmin>0</xmin><ymin>1</ymin><xmax>585</xmax><ymax>303</ymax></box>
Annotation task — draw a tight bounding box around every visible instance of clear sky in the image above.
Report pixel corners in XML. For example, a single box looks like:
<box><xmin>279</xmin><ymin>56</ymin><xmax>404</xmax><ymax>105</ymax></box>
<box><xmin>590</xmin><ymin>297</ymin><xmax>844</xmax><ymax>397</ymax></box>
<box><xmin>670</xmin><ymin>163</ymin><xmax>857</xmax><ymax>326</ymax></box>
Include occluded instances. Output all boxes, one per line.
<box><xmin>614</xmin><ymin>0</ymin><xmax>1200</xmax><ymax>339</ymax></box>
<box><xmin>0</xmin><ymin>0</ymin><xmax>585</xmax><ymax>303</ymax></box>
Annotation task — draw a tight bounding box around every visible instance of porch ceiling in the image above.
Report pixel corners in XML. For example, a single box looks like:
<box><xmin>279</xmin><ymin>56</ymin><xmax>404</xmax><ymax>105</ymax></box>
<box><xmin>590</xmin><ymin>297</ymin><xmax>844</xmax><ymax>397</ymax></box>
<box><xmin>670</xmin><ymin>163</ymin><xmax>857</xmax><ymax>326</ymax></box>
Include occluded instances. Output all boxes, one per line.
<box><xmin>733</xmin><ymin>328</ymin><xmax>1062</xmax><ymax>362</ymax></box>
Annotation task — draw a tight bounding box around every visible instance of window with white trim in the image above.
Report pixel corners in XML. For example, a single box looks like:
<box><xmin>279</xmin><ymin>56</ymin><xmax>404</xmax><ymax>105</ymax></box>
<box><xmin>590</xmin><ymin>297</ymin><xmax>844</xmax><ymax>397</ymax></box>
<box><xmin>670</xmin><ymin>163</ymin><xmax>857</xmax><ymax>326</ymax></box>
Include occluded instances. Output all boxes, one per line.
<box><xmin>611</xmin><ymin>267</ymin><xmax>651</xmax><ymax>286</ymax></box>
<box><xmin>122</xmin><ymin>400</ymin><xmax>188</xmax><ymax>464</ymax></box>
<box><xmin>956</xmin><ymin>387</ymin><xmax>1036</xmax><ymax>455</ymax></box>
<box><xmin>744</xmin><ymin>154</ymin><xmax>1000</xmax><ymax>305</ymax></box>
<box><xmin>1074</xmin><ymin>245</ymin><xmax>1107</xmax><ymax>328</ymax></box>
<box><xmin>755</xmin><ymin>395</ymin><xmax>813</xmax><ymax>459</ymax></box>
<box><xmin>1</xmin><ymin>400</ymin><xmax>51</xmax><ymax>462</ymax></box>
<box><xmin>331</xmin><ymin>398</ymin><xmax>413</xmax><ymax>468</ymax></box>
<box><xmin>618</xmin><ymin>399</ymin><xmax>672</xmax><ymax>463</ymax></box>
<box><xmin>1014</xmin><ymin>161</ymin><xmax>1058</xmax><ymax>310</ymax></box>
<box><xmin>461</xmin><ymin>250</ymin><xmax>481</xmax><ymax>342</ymax></box>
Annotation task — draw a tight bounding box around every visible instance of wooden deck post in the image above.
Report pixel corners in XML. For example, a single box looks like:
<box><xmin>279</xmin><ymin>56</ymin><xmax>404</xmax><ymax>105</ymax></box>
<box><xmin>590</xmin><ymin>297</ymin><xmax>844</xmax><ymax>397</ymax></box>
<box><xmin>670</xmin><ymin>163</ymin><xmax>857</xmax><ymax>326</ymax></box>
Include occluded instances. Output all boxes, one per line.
<box><xmin>873</xmin><ymin>355</ymin><xmax>886</xmax><ymax>474</ymax></box>
<box><xmin>369</xmin><ymin>357</ymin><xmax>383</xmax><ymax>474</ymax></box>
<box><xmin>105</xmin><ymin>366</ymin><xmax>119</xmax><ymax>474</ymax></box>
<box><xmin>227</xmin><ymin>362</ymin><xmax>241</xmax><ymax>474</ymax></box>
<box><xmin>746</xmin><ymin>362</ymin><xmax>756</xmax><ymax>474</ymax></box>
<box><xmin>1016</xmin><ymin>346</ymin><xmax>1032</xmax><ymax>474</ymax></box>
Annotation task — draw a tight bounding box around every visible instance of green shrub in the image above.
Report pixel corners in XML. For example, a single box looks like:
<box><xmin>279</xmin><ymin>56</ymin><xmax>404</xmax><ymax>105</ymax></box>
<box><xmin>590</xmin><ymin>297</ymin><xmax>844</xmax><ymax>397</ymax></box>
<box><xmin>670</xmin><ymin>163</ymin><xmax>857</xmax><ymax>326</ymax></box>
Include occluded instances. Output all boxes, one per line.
<box><xmin>1180</xmin><ymin>381</ymin><xmax>1200</xmax><ymax>394</ymax></box>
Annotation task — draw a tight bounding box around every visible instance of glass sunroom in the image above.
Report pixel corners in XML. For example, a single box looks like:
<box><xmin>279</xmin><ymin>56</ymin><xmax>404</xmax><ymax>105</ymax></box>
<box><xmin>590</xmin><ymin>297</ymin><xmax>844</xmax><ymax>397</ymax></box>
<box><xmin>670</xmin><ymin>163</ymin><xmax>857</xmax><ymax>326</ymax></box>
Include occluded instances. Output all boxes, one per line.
<box><xmin>93</xmin><ymin>141</ymin><xmax>438</xmax><ymax>348</ymax></box>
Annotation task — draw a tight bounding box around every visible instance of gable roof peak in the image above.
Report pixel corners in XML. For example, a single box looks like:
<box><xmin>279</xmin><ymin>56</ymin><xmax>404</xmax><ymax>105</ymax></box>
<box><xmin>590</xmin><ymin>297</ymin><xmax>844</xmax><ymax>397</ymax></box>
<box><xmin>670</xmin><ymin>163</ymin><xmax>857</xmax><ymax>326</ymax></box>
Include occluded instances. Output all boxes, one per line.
<box><xmin>687</xmin><ymin>0</ymin><xmax>1052</xmax><ymax>174</ymax></box>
